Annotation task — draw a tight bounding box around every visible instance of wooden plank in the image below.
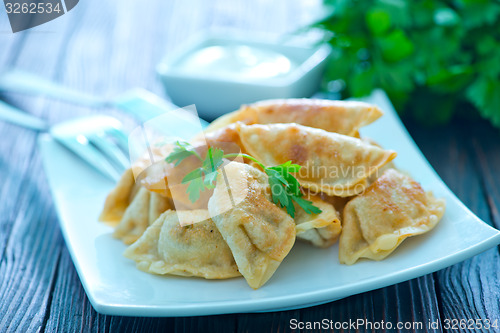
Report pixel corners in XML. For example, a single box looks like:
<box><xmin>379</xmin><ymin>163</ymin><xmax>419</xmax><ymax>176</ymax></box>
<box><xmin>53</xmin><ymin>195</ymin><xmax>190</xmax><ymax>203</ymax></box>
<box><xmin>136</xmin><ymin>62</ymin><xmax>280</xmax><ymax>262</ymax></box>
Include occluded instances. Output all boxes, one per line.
<box><xmin>108</xmin><ymin>315</ymin><xmax>174</xmax><ymax>333</ymax></box>
<box><xmin>295</xmin><ymin>275</ymin><xmax>441</xmax><ymax>333</ymax></box>
<box><xmin>469</xmin><ymin>120</ymin><xmax>500</xmax><ymax>229</ymax></box>
<box><xmin>0</xmin><ymin>11</ymin><xmax>32</xmax><ymax>263</ymax></box>
<box><xmin>0</xmin><ymin>0</ymin><xmax>84</xmax><ymax>261</ymax></box>
<box><xmin>0</xmin><ymin>9</ymin><xmax>26</xmax><ymax>66</ymax></box>
<box><xmin>43</xmin><ymin>249</ymin><xmax>114</xmax><ymax>333</ymax></box>
<box><xmin>0</xmin><ymin>1</ymin><xmax>80</xmax><ymax>261</ymax></box>
<box><xmin>0</xmin><ymin>3</ymin><xmax>88</xmax><ymax>332</ymax></box>
<box><xmin>236</xmin><ymin>310</ymin><xmax>304</xmax><ymax>333</ymax></box>
<box><xmin>0</xmin><ymin>35</ymin><xmax>26</xmax><ymax>68</ymax></box>
<box><xmin>233</xmin><ymin>277</ymin><xmax>441</xmax><ymax>333</ymax></box>
<box><xmin>407</xmin><ymin>120</ymin><xmax>500</xmax><ymax>330</ymax></box>
<box><xmin>0</xmin><ymin>155</ymin><xmax>63</xmax><ymax>332</ymax></box>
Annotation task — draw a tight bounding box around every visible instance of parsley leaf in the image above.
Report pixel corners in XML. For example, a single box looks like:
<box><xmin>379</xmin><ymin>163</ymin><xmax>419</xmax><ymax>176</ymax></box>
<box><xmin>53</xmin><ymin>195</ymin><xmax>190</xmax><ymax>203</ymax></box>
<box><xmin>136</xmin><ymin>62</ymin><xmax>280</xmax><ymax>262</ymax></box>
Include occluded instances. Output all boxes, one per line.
<box><xmin>266</xmin><ymin>169</ymin><xmax>290</xmax><ymax>207</ymax></box>
<box><xmin>178</xmin><ymin>146</ymin><xmax>225</xmax><ymax>202</ymax></box>
<box><xmin>203</xmin><ymin>147</ymin><xmax>224</xmax><ymax>173</ymax></box>
<box><xmin>182</xmin><ymin>168</ymin><xmax>203</xmax><ymax>183</ymax></box>
<box><xmin>264</xmin><ymin>162</ymin><xmax>322</xmax><ymax>218</ymax></box>
<box><xmin>202</xmin><ymin>147</ymin><xmax>224</xmax><ymax>189</ymax></box>
<box><xmin>182</xmin><ymin>168</ymin><xmax>204</xmax><ymax>203</ymax></box>
<box><xmin>165</xmin><ymin>141</ymin><xmax>201</xmax><ymax>166</ymax></box>
<box><xmin>203</xmin><ymin>171</ymin><xmax>219</xmax><ymax>189</ymax></box>
<box><xmin>292</xmin><ymin>196</ymin><xmax>322</xmax><ymax>215</ymax></box>
<box><xmin>166</xmin><ymin>142</ymin><xmax>322</xmax><ymax>218</ymax></box>
<box><xmin>267</xmin><ymin>161</ymin><xmax>302</xmax><ymax>197</ymax></box>
<box><xmin>186</xmin><ymin>177</ymin><xmax>204</xmax><ymax>203</ymax></box>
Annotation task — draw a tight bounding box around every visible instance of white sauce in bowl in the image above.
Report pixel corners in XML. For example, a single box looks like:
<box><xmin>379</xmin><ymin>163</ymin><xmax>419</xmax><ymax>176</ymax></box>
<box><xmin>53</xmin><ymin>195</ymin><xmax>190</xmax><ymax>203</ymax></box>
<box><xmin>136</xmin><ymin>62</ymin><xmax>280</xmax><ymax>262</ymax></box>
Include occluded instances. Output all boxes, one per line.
<box><xmin>176</xmin><ymin>45</ymin><xmax>295</xmax><ymax>80</ymax></box>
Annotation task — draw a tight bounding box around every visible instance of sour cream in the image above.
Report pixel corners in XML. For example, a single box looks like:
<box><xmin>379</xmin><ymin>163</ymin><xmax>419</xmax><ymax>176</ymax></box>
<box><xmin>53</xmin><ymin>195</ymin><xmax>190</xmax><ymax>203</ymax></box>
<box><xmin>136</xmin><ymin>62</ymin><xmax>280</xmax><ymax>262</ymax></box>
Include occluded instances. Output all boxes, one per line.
<box><xmin>175</xmin><ymin>45</ymin><xmax>295</xmax><ymax>80</ymax></box>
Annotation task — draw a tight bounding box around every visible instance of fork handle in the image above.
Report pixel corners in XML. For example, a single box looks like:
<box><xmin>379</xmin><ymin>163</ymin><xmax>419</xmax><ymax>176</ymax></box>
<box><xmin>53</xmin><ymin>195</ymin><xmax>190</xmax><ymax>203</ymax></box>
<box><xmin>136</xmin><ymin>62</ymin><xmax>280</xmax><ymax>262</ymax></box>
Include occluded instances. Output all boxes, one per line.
<box><xmin>0</xmin><ymin>70</ymin><xmax>108</xmax><ymax>108</ymax></box>
<box><xmin>0</xmin><ymin>100</ymin><xmax>48</xmax><ymax>131</ymax></box>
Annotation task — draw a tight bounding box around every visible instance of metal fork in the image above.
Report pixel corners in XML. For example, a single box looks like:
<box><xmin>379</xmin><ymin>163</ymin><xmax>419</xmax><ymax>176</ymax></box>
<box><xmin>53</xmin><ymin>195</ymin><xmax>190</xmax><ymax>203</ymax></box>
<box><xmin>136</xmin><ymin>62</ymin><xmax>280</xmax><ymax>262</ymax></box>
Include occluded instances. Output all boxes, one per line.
<box><xmin>0</xmin><ymin>69</ymin><xmax>209</xmax><ymax>127</ymax></box>
<box><xmin>0</xmin><ymin>70</ymin><xmax>210</xmax><ymax>180</ymax></box>
<box><xmin>0</xmin><ymin>100</ymin><xmax>129</xmax><ymax>181</ymax></box>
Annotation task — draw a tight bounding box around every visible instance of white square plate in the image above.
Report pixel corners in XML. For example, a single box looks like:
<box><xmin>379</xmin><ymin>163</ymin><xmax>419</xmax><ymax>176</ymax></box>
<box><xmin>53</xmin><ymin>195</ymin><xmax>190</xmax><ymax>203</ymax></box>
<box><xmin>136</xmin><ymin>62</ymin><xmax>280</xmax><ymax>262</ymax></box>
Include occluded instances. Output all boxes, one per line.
<box><xmin>39</xmin><ymin>90</ymin><xmax>500</xmax><ymax>317</ymax></box>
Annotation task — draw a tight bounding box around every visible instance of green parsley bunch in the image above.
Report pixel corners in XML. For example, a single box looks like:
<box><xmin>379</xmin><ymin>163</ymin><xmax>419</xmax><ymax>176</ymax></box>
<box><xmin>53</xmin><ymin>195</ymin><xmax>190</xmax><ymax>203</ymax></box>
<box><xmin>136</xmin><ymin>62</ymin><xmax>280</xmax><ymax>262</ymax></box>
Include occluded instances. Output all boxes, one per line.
<box><xmin>314</xmin><ymin>0</ymin><xmax>500</xmax><ymax>128</ymax></box>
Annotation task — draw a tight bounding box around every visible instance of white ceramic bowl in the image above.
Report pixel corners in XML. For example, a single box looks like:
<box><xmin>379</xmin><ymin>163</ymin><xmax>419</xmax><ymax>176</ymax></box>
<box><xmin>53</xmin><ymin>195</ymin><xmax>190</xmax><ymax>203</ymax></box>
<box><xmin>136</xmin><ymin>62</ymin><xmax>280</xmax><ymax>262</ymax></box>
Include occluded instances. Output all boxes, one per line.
<box><xmin>157</xmin><ymin>32</ymin><xmax>332</xmax><ymax>119</ymax></box>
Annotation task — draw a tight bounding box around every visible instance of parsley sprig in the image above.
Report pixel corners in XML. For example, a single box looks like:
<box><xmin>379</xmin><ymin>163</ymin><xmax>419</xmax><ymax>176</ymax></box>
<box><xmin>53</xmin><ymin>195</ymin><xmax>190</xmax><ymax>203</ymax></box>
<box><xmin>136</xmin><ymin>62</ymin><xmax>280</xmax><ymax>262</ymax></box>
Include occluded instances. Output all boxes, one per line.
<box><xmin>313</xmin><ymin>1</ymin><xmax>500</xmax><ymax>128</ymax></box>
<box><xmin>165</xmin><ymin>141</ymin><xmax>321</xmax><ymax>218</ymax></box>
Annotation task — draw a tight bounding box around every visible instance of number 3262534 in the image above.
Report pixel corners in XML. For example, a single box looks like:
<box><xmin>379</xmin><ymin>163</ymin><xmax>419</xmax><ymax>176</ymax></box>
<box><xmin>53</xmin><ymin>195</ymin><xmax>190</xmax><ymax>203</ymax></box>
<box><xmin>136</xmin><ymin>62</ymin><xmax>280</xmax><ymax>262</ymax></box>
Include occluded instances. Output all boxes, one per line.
<box><xmin>5</xmin><ymin>2</ymin><xmax>62</xmax><ymax>14</ymax></box>
<box><xmin>444</xmin><ymin>319</ymin><xmax>499</xmax><ymax>330</ymax></box>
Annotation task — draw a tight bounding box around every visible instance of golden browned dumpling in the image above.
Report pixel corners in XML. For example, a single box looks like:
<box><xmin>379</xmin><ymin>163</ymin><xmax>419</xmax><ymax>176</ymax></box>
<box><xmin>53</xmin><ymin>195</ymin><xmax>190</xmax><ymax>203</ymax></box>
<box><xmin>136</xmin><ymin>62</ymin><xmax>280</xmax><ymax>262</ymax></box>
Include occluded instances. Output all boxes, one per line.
<box><xmin>99</xmin><ymin>168</ymin><xmax>140</xmax><ymax>225</ymax></box>
<box><xmin>139</xmin><ymin>141</ymin><xmax>244</xmax><ymax>212</ymax></box>
<box><xmin>99</xmin><ymin>168</ymin><xmax>173</xmax><ymax>245</ymax></box>
<box><xmin>205</xmin><ymin>99</ymin><xmax>383</xmax><ymax>136</ymax></box>
<box><xmin>191</xmin><ymin>122</ymin><xmax>244</xmax><ymax>147</ymax></box>
<box><xmin>130</xmin><ymin>141</ymin><xmax>175</xmax><ymax>181</ymax></box>
<box><xmin>113</xmin><ymin>187</ymin><xmax>172</xmax><ymax>244</ymax></box>
<box><xmin>339</xmin><ymin>169</ymin><xmax>446</xmax><ymax>265</ymax></box>
<box><xmin>99</xmin><ymin>138</ymin><xmax>175</xmax><ymax>225</ymax></box>
<box><xmin>361</xmin><ymin>137</ymin><xmax>399</xmax><ymax>185</ymax></box>
<box><xmin>235</xmin><ymin>123</ymin><xmax>397</xmax><ymax>197</ymax></box>
<box><xmin>319</xmin><ymin>193</ymin><xmax>352</xmax><ymax>217</ymax></box>
<box><xmin>140</xmin><ymin>155</ymin><xmax>214</xmax><ymax>210</ymax></box>
<box><xmin>294</xmin><ymin>195</ymin><xmax>341</xmax><ymax>248</ymax></box>
<box><xmin>124</xmin><ymin>210</ymin><xmax>240</xmax><ymax>279</ymax></box>
<box><xmin>208</xmin><ymin>162</ymin><xmax>296</xmax><ymax>289</ymax></box>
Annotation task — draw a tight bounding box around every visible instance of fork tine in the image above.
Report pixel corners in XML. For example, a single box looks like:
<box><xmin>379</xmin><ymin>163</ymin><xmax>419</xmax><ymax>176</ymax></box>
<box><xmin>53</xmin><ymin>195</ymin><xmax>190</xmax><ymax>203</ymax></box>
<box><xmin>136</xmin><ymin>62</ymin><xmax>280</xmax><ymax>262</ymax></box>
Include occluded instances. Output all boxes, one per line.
<box><xmin>55</xmin><ymin>135</ymin><xmax>122</xmax><ymax>182</ymax></box>
<box><xmin>88</xmin><ymin>133</ymin><xmax>130</xmax><ymax>173</ymax></box>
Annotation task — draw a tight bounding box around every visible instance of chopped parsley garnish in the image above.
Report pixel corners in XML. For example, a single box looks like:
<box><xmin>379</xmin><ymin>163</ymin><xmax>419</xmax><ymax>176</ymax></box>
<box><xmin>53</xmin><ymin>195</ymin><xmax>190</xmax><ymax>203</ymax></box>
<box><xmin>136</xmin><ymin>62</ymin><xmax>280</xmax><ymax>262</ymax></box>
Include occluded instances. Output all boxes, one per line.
<box><xmin>166</xmin><ymin>141</ymin><xmax>321</xmax><ymax>218</ymax></box>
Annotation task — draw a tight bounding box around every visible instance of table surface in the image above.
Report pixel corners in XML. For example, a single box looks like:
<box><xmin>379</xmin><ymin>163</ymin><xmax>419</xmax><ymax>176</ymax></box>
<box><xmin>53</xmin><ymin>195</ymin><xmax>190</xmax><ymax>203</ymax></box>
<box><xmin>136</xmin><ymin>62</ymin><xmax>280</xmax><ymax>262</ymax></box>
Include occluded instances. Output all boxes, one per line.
<box><xmin>1</xmin><ymin>1</ymin><xmax>499</xmax><ymax>332</ymax></box>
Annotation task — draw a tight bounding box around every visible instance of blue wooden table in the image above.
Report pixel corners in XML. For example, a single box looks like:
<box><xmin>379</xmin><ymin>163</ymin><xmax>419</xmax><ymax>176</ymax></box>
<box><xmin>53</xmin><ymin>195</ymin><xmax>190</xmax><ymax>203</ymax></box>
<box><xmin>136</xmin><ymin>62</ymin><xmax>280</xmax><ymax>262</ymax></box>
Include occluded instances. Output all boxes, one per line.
<box><xmin>1</xmin><ymin>1</ymin><xmax>499</xmax><ymax>332</ymax></box>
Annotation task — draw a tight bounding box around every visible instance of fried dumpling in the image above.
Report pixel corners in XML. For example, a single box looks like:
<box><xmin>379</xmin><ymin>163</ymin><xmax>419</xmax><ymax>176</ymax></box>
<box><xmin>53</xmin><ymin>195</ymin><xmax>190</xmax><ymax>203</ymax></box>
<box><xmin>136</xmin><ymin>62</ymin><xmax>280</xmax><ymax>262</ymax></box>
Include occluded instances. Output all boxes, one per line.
<box><xmin>205</xmin><ymin>99</ymin><xmax>383</xmax><ymax>136</ymax></box>
<box><xmin>294</xmin><ymin>195</ymin><xmax>342</xmax><ymax>248</ymax></box>
<box><xmin>124</xmin><ymin>210</ymin><xmax>240</xmax><ymax>279</ymax></box>
<box><xmin>130</xmin><ymin>141</ymin><xmax>175</xmax><ymax>181</ymax></box>
<box><xmin>140</xmin><ymin>156</ymin><xmax>214</xmax><ymax>210</ymax></box>
<box><xmin>339</xmin><ymin>169</ymin><xmax>446</xmax><ymax>265</ymax></box>
<box><xmin>99</xmin><ymin>168</ymin><xmax>140</xmax><ymax>225</ymax></box>
<box><xmin>319</xmin><ymin>193</ymin><xmax>352</xmax><ymax>217</ymax></box>
<box><xmin>208</xmin><ymin>162</ymin><xmax>296</xmax><ymax>289</ymax></box>
<box><xmin>361</xmin><ymin>137</ymin><xmax>398</xmax><ymax>185</ymax></box>
<box><xmin>191</xmin><ymin>122</ymin><xmax>244</xmax><ymax>147</ymax></box>
<box><xmin>140</xmin><ymin>141</ymin><xmax>243</xmax><ymax>213</ymax></box>
<box><xmin>113</xmin><ymin>187</ymin><xmax>172</xmax><ymax>244</ymax></box>
<box><xmin>99</xmin><ymin>167</ymin><xmax>173</xmax><ymax>244</ymax></box>
<box><xmin>235</xmin><ymin>123</ymin><xmax>397</xmax><ymax>197</ymax></box>
<box><xmin>100</xmin><ymin>140</ymin><xmax>174</xmax><ymax>227</ymax></box>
